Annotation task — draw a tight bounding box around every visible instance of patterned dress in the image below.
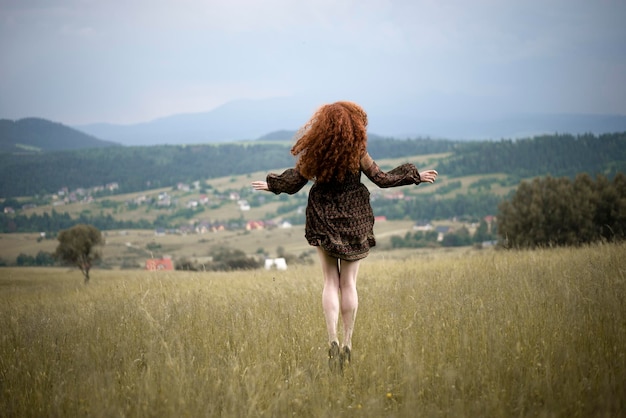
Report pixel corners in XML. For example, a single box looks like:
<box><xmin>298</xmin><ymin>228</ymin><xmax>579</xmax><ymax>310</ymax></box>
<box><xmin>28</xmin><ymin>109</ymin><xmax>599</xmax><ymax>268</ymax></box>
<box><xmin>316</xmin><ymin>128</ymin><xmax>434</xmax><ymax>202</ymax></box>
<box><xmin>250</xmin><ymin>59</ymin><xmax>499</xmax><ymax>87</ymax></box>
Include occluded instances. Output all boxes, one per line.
<box><xmin>266</xmin><ymin>152</ymin><xmax>422</xmax><ymax>260</ymax></box>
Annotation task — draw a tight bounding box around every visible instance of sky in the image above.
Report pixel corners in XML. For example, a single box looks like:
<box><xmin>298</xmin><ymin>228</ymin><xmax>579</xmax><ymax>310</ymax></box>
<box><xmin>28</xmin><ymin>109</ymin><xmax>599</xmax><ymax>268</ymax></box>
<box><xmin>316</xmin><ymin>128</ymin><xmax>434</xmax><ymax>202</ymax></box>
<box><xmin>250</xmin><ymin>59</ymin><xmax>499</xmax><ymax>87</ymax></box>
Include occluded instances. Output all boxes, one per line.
<box><xmin>1</xmin><ymin>0</ymin><xmax>625</xmax><ymax>126</ymax></box>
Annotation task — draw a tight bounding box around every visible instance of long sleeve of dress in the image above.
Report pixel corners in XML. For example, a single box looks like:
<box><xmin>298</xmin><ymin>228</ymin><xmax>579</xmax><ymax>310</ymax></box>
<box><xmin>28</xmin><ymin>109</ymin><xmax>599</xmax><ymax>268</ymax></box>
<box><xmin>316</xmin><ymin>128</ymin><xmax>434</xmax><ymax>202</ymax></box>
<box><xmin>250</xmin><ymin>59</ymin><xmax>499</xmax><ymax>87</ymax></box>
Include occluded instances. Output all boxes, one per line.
<box><xmin>361</xmin><ymin>152</ymin><xmax>422</xmax><ymax>188</ymax></box>
<box><xmin>266</xmin><ymin>168</ymin><xmax>309</xmax><ymax>195</ymax></box>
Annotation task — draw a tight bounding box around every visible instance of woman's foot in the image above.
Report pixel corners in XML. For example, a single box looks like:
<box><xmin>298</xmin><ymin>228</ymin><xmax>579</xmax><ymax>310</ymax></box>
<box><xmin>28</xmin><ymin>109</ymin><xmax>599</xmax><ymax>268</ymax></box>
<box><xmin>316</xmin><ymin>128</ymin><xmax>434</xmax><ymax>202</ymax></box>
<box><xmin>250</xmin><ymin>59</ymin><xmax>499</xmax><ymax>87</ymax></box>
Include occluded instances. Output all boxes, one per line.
<box><xmin>340</xmin><ymin>346</ymin><xmax>351</xmax><ymax>370</ymax></box>
<box><xmin>328</xmin><ymin>341</ymin><xmax>341</xmax><ymax>373</ymax></box>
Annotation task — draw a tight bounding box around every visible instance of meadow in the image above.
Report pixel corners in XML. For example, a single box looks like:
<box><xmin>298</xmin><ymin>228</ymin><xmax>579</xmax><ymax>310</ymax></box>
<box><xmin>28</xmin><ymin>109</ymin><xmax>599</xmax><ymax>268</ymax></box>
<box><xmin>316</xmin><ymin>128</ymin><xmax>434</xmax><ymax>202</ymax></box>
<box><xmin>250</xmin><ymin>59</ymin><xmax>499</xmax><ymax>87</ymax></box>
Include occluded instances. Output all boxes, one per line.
<box><xmin>1</xmin><ymin>243</ymin><xmax>624</xmax><ymax>417</ymax></box>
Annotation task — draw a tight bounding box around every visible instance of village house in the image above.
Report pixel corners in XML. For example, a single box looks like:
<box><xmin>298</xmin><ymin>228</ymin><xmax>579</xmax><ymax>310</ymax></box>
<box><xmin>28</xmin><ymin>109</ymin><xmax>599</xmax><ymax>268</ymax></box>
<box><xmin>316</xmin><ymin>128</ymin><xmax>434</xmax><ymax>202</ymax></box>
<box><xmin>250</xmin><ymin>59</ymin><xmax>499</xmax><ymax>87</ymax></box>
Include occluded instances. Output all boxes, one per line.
<box><xmin>265</xmin><ymin>258</ymin><xmax>287</xmax><ymax>270</ymax></box>
<box><xmin>157</xmin><ymin>192</ymin><xmax>171</xmax><ymax>206</ymax></box>
<box><xmin>145</xmin><ymin>258</ymin><xmax>174</xmax><ymax>271</ymax></box>
<box><xmin>196</xmin><ymin>221</ymin><xmax>226</xmax><ymax>234</ymax></box>
<box><xmin>246</xmin><ymin>220</ymin><xmax>265</xmax><ymax>230</ymax></box>
<box><xmin>258</xmin><ymin>220</ymin><xmax>278</xmax><ymax>229</ymax></box>
<box><xmin>238</xmin><ymin>200</ymin><xmax>250</xmax><ymax>211</ymax></box>
<box><xmin>413</xmin><ymin>222</ymin><xmax>434</xmax><ymax>232</ymax></box>
<box><xmin>178</xmin><ymin>225</ymin><xmax>194</xmax><ymax>235</ymax></box>
<box><xmin>435</xmin><ymin>225</ymin><xmax>452</xmax><ymax>242</ymax></box>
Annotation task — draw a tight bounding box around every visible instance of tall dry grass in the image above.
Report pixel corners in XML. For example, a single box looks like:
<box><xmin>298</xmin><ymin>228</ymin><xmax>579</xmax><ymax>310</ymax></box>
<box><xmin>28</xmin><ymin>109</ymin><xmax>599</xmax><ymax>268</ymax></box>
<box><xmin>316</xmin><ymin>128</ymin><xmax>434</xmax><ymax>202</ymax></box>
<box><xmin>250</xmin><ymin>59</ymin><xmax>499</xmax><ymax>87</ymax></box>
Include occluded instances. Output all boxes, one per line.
<box><xmin>1</xmin><ymin>243</ymin><xmax>624</xmax><ymax>417</ymax></box>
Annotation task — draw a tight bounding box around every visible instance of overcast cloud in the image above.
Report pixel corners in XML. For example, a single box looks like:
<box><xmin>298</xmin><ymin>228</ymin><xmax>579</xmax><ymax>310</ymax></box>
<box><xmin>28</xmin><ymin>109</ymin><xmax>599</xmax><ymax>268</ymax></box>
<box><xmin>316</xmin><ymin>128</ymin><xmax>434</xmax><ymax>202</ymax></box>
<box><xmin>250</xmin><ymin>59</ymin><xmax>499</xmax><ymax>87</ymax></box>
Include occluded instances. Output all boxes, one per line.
<box><xmin>1</xmin><ymin>0</ymin><xmax>625</xmax><ymax>125</ymax></box>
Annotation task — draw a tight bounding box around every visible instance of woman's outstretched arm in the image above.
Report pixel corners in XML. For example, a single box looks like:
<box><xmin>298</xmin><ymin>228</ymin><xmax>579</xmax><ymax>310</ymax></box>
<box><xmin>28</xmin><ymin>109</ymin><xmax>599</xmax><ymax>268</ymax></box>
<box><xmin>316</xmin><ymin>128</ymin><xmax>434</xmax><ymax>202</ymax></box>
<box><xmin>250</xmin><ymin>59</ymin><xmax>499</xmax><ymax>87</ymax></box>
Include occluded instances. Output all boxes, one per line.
<box><xmin>361</xmin><ymin>152</ymin><xmax>438</xmax><ymax>188</ymax></box>
<box><xmin>252</xmin><ymin>168</ymin><xmax>309</xmax><ymax>195</ymax></box>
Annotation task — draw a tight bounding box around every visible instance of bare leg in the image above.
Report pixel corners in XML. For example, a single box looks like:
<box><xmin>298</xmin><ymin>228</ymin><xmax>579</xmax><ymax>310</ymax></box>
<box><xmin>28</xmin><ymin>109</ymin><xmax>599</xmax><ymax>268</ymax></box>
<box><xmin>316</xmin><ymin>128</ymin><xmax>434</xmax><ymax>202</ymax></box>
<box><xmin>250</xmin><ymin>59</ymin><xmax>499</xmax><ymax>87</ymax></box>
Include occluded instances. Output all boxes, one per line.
<box><xmin>317</xmin><ymin>247</ymin><xmax>361</xmax><ymax>348</ymax></box>
<box><xmin>338</xmin><ymin>258</ymin><xmax>360</xmax><ymax>350</ymax></box>
<box><xmin>318</xmin><ymin>247</ymin><xmax>340</xmax><ymax>345</ymax></box>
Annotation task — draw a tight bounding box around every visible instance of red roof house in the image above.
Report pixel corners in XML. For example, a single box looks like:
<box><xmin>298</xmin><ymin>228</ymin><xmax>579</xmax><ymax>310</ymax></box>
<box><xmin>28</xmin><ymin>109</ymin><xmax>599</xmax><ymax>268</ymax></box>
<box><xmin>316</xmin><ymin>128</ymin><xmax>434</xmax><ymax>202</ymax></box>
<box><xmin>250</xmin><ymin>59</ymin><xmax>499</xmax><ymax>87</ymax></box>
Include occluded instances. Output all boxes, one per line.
<box><xmin>145</xmin><ymin>258</ymin><xmax>174</xmax><ymax>271</ymax></box>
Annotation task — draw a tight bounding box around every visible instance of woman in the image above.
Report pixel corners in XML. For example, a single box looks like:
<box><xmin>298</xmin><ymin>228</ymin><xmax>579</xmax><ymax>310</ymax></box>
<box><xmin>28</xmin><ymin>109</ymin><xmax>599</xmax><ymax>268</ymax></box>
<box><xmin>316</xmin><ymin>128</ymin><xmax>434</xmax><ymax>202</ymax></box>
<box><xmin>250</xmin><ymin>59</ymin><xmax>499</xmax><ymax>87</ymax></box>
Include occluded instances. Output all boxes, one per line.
<box><xmin>252</xmin><ymin>101</ymin><xmax>438</xmax><ymax>373</ymax></box>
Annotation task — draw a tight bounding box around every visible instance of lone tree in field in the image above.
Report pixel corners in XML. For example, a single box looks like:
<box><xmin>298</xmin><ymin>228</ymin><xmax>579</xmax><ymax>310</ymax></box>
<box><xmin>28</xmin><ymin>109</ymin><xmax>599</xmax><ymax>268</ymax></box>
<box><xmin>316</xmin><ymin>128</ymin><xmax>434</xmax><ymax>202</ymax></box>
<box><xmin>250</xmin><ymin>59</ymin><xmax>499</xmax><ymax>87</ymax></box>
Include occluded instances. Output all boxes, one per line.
<box><xmin>55</xmin><ymin>224</ymin><xmax>104</xmax><ymax>284</ymax></box>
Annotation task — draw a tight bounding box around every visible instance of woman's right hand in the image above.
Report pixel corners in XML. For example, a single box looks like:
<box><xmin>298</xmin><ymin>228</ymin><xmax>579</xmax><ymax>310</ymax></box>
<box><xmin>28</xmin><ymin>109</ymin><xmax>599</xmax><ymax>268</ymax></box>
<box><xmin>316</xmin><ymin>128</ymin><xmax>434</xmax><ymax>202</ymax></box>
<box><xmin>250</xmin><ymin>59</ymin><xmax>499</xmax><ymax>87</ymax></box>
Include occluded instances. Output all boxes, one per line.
<box><xmin>419</xmin><ymin>170</ymin><xmax>438</xmax><ymax>184</ymax></box>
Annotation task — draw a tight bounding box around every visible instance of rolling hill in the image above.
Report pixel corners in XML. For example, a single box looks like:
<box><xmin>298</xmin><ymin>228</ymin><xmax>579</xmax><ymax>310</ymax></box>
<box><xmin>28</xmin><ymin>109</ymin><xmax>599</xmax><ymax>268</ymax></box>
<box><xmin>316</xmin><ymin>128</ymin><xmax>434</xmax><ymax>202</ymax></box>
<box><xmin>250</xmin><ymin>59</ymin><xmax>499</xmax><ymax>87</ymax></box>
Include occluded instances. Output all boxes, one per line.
<box><xmin>0</xmin><ymin>118</ymin><xmax>120</xmax><ymax>153</ymax></box>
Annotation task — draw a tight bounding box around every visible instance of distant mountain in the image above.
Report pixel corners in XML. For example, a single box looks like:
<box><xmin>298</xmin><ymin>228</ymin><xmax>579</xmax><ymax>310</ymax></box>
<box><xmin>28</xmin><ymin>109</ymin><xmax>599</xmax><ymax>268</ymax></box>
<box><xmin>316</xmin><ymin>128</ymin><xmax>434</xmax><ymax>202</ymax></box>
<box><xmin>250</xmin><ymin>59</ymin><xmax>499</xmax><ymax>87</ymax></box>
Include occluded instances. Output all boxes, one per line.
<box><xmin>75</xmin><ymin>97</ymin><xmax>315</xmax><ymax>146</ymax></box>
<box><xmin>415</xmin><ymin>113</ymin><xmax>626</xmax><ymax>140</ymax></box>
<box><xmin>0</xmin><ymin>118</ymin><xmax>120</xmax><ymax>153</ymax></box>
<box><xmin>256</xmin><ymin>130</ymin><xmax>298</xmax><ymax>141</ymax></box>
<box><xmin>75</xmin><ymin>97</ymin><xmax>626</xmax><ymax>146</ymax></box>
<box><xmin>256</xmin><ymin>130</ymin><xmax>391</xmax><ymax>142</ymax></box>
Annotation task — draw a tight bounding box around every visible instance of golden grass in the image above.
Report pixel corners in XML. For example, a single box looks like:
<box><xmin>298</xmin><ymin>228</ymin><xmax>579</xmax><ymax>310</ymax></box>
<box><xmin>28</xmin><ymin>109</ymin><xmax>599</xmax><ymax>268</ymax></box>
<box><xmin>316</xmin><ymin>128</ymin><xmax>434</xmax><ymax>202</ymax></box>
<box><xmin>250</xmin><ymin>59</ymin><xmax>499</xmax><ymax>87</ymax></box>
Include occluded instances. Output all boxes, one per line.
<box><xmin>1</xmin><ymin>243</ymin><xmax>625</xmax><ymax>417</ymax></box>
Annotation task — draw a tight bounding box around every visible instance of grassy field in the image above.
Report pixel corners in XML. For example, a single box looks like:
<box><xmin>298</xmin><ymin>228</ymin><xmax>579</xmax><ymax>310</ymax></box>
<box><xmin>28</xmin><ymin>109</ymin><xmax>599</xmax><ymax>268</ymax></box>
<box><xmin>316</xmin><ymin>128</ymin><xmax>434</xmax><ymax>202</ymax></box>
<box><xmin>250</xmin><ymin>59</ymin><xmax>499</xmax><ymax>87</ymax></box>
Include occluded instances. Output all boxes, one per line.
<box><xmin>1</xmin><ymin>243</ymin><xmax>624</xmax><ymax>417</ymax></box>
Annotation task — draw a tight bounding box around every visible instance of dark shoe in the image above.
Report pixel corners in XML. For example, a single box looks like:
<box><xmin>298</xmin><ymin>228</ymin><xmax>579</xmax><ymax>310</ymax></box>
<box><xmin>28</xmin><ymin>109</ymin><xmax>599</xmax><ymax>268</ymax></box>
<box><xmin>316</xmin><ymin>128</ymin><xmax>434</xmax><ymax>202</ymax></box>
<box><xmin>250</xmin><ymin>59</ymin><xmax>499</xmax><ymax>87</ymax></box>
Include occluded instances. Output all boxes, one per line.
<box><xmin>328</xmin><ymin>341</ymin><xmax>340</xmax><ymax>373</ymax></box>
<box><xmin>340</xmin><ymin>346</ymin><xmax>351</xmax><ymax>370</ymax></box>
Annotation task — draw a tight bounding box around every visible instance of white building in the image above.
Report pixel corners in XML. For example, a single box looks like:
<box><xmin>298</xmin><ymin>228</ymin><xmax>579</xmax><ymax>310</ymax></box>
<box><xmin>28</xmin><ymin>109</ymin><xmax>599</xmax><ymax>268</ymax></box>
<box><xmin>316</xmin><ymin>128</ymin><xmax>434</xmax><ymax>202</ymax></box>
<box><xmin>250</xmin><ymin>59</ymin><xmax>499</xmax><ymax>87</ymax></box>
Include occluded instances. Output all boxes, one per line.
<box><xmin>265</xmin><ymin>258</ymin><xmax>287</xmax><ymax>270</ymax></box>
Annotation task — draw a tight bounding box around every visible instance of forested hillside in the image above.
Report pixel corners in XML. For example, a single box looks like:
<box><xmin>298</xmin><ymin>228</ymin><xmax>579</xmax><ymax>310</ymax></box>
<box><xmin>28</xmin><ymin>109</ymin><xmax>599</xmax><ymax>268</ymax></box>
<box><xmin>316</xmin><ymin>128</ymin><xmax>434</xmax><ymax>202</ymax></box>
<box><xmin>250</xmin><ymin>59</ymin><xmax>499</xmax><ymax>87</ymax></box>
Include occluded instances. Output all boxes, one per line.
<box><xmin>0</xmin><ymin>138</ymin><xmax>456</xmax><ymax>198</ymax></box>
<box><xmin>437</xmin><ymin>132</ymin><xmax>626</xmax><ymax>179</ymax></box>
<box><xmin>0</xmin><ymin>118</ymin><xmax>120</xmax><ymax>153</ymax></box>
<box><xmin>2</xmin><ymin>132</ymin><xmax>625</xmax><ymax>199</ymax></box>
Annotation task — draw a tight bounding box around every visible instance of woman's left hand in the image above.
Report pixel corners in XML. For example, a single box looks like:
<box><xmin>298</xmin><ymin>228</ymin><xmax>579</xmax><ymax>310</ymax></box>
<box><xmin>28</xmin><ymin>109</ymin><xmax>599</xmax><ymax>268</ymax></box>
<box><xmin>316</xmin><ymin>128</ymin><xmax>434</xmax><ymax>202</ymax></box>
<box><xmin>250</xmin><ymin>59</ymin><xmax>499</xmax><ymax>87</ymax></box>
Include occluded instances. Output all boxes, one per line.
<box><xmin>251</xmin><ymin>181</ymin><xmax>269</xmax><ymax>191</ymax></box>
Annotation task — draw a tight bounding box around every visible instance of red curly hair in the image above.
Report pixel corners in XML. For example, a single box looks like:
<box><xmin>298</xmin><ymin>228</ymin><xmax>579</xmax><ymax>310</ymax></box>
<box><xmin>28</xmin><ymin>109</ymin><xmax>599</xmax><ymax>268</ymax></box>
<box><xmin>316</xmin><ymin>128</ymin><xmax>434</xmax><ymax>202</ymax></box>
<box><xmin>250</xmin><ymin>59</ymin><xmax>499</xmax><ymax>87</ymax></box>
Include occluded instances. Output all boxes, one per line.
<box><xmin>291</xmin><ymin>101</ymin><xmax>368</xmax><ymax>183</ymax></box>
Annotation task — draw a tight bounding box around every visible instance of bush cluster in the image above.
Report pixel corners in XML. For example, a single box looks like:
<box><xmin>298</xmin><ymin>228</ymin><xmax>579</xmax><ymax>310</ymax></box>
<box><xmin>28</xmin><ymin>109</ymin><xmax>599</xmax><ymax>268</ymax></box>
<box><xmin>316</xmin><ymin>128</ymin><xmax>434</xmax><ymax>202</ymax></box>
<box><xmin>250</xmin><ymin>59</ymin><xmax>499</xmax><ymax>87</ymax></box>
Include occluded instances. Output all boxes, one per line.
<box><xmin>176</xmin><ymin>246</ymin><xmax>262</xmax><ymax>272</ymax></box>
<box><xmin>15</xmin><ymin>251</ymin><xmax>55</xmax><ymax>266</ymax></box>
<box><xmin>498</xmin><ymin>173</ymin><xmax>626</xmax><ymax>248</ymax></box>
